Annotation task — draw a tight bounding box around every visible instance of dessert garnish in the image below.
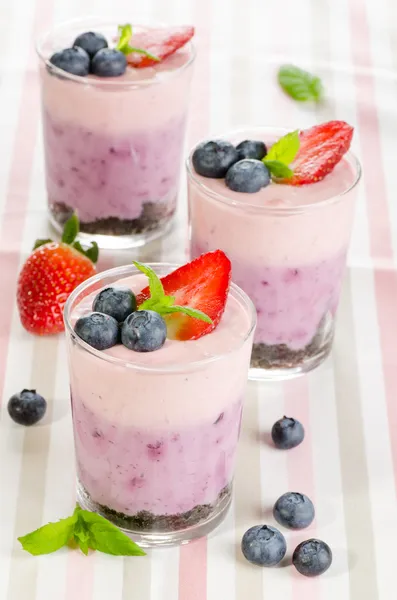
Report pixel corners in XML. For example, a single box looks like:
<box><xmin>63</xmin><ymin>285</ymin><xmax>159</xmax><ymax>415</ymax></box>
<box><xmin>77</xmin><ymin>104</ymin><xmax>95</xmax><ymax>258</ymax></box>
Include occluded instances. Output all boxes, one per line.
<box><xmin>48</xmin><ymin>23</ymin><xmax>194</xmax><ymax>77</ymax></box>
<box><xmin>74</xmin><ymin>251</ymin><xmax>231</xmax><ymax>352</ymax></box>
<box><xmin>8</xmin><ymin>390</ymin><xmax>47</xmax><ymax>426</ymax></box>
<box><xmin>192</xmin><ymin>120</ymin><xmax>354</xmax><ymax>192</ymax></box>
<box><xmin>18</xmin><ymin>504</ymin><xmax>145</xmax><ymax>557</ymax></box>
<box><xmin>17</xmin><ymin>214</ymin><xmax>98</xmax><ymax>335</ymax></box>
<box><xmin>278</xmin><ymin>64</ymin><xmax>324</xmax><ymax>103</ymax></box>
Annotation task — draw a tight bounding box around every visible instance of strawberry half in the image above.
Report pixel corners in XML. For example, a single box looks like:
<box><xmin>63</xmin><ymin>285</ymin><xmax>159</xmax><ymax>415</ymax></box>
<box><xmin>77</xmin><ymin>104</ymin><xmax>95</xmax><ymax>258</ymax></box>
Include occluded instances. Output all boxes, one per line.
<box><xmin>126</xmin><ymin>26</ymin><xmax>194</xmax><ymax>68</ymax></box>
<box><xmin>17</xmin><ymin>215</ymin><xmax>98</xmax><ymax>335</ymax></box>
<box><xmin>287</xmin><ymin>120</ymin><xmax>354</xmax><ymax>185</ymax></box>
<box><xmin>136</xmin><ymin>250</ymin><xmax>231</xmax><ymax>341</ymax></box>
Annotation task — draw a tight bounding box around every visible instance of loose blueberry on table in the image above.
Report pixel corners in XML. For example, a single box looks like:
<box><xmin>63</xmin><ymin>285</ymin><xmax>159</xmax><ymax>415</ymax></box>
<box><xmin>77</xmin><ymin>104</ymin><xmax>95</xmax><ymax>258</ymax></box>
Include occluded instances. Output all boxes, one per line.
<box><xmin>241</xmin><ymin>525</ymin><xmax>287</xmax><ymax>567</ymax></box>
<box><xmin>271</xmin><ymin>416</ymin><xmax>305</xmax><ymax>449</ymax></box>
<box><xmin>273</xmin><ymin>492</ymin><xmax>315</xmax><ymax>530</ymax></box>
<box><xmin>48</xmin><ymin>23</ymin><xmax>195</xmax><ymax>78</ymax></box>
<box><xmin>8</xmin><ymin>390</ymin><xmax>47</xmax><ymax>426</ymax></box>
<box><xmin>293</xmin><ymin>539</ymin><xmax>332</xmax><ymax>577</ymax></box>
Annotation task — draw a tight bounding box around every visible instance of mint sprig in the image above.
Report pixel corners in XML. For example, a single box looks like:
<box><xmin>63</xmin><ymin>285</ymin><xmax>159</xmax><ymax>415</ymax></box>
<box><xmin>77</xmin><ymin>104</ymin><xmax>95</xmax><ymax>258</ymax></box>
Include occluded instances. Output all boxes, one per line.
<box><xmin>133</xmin><ymin>261</ymin><xmax>212</xmax><ymax>325</ymax></box>
<box><xmin>18</xmin><ymin>505</ymin><xmax>146</xmax><ymax>557</ymax></box>
<box><xmin>116</xmin><ymin>24</ymin><xmax>159</xmax><ymax>62</ymax></box>
<box><xmin>278</xmin><ymin>64</ymin><xmax>323</xmax><ymax>103</ymax></box>
<box><xmin>262</xmin><ymin>130</ymin><xmax>300</xmax><ymax>181</ymax></box>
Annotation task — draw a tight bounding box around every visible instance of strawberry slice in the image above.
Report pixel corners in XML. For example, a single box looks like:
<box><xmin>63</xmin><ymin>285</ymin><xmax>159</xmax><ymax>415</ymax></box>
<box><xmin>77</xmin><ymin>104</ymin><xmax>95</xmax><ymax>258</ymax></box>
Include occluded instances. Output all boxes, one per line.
<box><xmin>126</xmin><ymin>26</ymin><xmax>194</xmax><ymax>68</ymax></box>
<box><xmin>287</xmin><ymin>120</ymin><xmax>354</xmax><ymax>185</ymax></box>
<box><xmin>136</xmin><ymin>250</ymin><xmax>231</xmax><ymax>341</ymax></box>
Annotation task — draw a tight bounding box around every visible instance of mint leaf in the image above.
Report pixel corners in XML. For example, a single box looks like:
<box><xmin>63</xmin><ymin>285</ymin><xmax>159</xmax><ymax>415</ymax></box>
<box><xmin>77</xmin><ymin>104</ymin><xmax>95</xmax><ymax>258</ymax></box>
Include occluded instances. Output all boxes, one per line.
<box><xmin>158</xmin><ymin>305</ymin><xmax>213</xmax><ymax>324</ymax></box>
<box><xmin>116</xmin><ymin>24</ymin><xmax>159</xmax><ymax>61</ymax></box>
<box><xmin>278</xmin><ymin>64</ymin><xmax>323</xmax><ymax>102</ymax></box>
<box><xmin>61</xmin><ymin>214</ymin><xmax>79</xmax><ymax>245</ymax></box>
<box><xmin>264</xmin><ymin>130</ymin><xmax>300</xmax><ymax>165</ymax></box>
<box><xmin>78</xmin><ymin>510</ymin><xmax>146</xmax><ymax>556</ymax></box>
<box><xmin>18</xmin><ymin>514</ymin><xmax>77</xmax><ymax>555</ymax></box>
<box><xmin>73</xmin><ymin>241</ymin><xmax>99</xmax><ymax>264</ymax></box>
<box><xmin>133</xmin><ymin>261</ymin><xmax>165</xmax><ymax>303</ymax></box>
<box><xmin>33</xmin><ymin>238</ymin><xmax>53</xmax><ymax>250</ymax></box>
<box><xmin>263</xmin><ymin>160</ymin><xmax>293</xmax><ymax>180</ymax></box>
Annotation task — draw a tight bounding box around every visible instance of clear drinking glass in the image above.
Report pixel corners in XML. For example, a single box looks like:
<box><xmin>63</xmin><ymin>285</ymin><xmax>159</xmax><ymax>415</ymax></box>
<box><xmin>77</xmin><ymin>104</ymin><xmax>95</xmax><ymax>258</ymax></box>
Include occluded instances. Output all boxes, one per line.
<box><xmin>36</xmin><ymin>18</ymin><xmax>195</xmax><ymax>249</ymax></box>
<box><xmin>64</xmin><ymin>264</ymin><xmax>256</xmax><ymax>547</ymax></box>
<box><xmin>187</xmin><ymin>128</ymin><xmax>361</xmax><ymax>380</ymax></box>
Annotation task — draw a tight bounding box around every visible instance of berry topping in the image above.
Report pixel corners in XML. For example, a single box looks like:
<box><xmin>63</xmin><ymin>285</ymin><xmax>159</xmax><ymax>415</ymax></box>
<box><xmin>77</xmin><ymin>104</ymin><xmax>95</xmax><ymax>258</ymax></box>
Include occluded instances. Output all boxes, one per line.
<box><xmin>293</xmin><ymin>539</ymin><xmax>332</xmax><ymax>577</ymax></box>
<box><xmin>273</xmin><ymin>492</ymin><xmax>315</xmax><ymax>530</ymax></box>
<box><xmin>91</xmin><ymin>48</ymin><xmax>127</xmax><ymax>77</ymax></box>
<box><xmin>271</xmin><ymin>416</ymin><xmax>305</xmax><ymax>449</ymax></box>
<box><xmin>225</xmin><ymin>159</ymin><xmax>270</xmax><ymax>193</ymax></box>
<box><xmin>49</xmin><ymin>47</ymin><xmax>90</xmax><ymax>76</ymax></box>
<box><xmin>93</xmin><ymin>287</ymin><xmax>137</xmax><ymax>322</ymax></box>
<box><xmin>73</xmin><ymin>31</ymin><xmax>108</xmax><ymax>58</ymax></box>
<box><xmin>121</xmin><ymin>310</ymin><xmax>167</xmax><ymax>352</ymax></box>
<box><xmin>286</xmin><ymin>120</ymin><xmax>354</xmax><ymax>185</ymax></box>
<box><xmin>74</xmin><ymin>312</ymin><xmax>119</xmax><ymax>350</ymax></box>
<box><xmin>17</xmin><ymin>215</ymin><xmax>98</xmax><ymax>335</ymax></box>
<box><xmin>192</xmin><ymin>140</ymin><xmax>239</xmax><ymax>178</ymax></box>
<box><xmin>236</xmin><ymin>139</ymin><xmax>267</xmax><ymax>161</ymax></box>
<box><xmin>241</xmin><ymin>525</ymin><xmax>287</xmax><ymax>567</ymax></box>
<box><xmin>136</xmin><ymin>251</ymin><xmax>231</xmax><ymax>341</ymax></box>
<box><xmin>8</xmin><ymin>390</ymin><xmax>47</xmax><ymax>426</ymax></box>
<box><xmin>124</xmin><ymin>25</ymin><xmax>194</xmax><ymax>68</ymax></box>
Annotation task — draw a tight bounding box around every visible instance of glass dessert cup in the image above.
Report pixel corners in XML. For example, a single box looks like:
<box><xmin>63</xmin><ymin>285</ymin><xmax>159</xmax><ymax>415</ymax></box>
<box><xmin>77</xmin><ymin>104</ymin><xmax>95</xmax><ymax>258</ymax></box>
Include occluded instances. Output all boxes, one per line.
<box><xmin>36</xmin><ymin>18</ymin><xmax>195</xmax><ymax>250</ymax></box>
<box><xmin>187</xmin><ymin>128</ymin><xmax>361</xmax><ymax>381</ymax></box>
<box><xmin>64</xmin><ymin>263</ymin><xmax>256</xmax><ymax>547</ymax></box>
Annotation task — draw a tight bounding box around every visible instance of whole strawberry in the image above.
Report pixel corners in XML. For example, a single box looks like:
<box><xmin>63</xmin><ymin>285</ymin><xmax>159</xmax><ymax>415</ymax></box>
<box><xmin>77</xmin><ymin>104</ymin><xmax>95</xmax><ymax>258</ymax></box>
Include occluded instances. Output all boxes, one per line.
<box><xmin>17</xmin><ymin>215</ymin><xmax>98</xmax><ymax>335</ymax></box>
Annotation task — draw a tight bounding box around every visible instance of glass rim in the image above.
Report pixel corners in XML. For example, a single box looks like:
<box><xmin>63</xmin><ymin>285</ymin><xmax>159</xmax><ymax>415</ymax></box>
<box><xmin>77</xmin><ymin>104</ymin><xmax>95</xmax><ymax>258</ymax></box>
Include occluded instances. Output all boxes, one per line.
<box><xmin>63</xmin><ymin>262</ymin><xmax>257</xmax><ymax>373</ymax></box>
<box><xmin>36</xmin><ymin>16</ymin><xmax>196</xmax><ymax>89</ymax></box>
<box><xmin>186</xmin><ymin>126</ymin><xmax>362</xmax><ymax>215</ymax></box>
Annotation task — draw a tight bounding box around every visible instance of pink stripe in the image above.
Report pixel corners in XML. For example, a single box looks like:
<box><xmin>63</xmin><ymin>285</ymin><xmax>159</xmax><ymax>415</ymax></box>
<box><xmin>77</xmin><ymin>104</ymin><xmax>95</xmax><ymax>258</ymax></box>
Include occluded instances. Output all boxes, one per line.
<box><xmin>179</xmin><ymin>538</ymin><xmax>207</xmax><ymax>600</ymax></box>
<box><xmin>178</xmin><ymin>0</ymin><xmax>211</xmax><ymax>592</ymax></box>
<box><xmin>348</xmin><ymin>0</ymin><xmax>397</xmax><ymax>496</ymax></box>
<box><xmin>284</xmin><ymin>378</ymin><xmax>319</xmax><ymax>598</ymax></box>
<box><xmin>0</xmin><ymin>1</ymin><xmax>52</xmax><ymax>412</ymax></box>
<box><xmin>64</xmin><ymin>552</ymin><xmax>95</xmax><ymax>599</ymax></box>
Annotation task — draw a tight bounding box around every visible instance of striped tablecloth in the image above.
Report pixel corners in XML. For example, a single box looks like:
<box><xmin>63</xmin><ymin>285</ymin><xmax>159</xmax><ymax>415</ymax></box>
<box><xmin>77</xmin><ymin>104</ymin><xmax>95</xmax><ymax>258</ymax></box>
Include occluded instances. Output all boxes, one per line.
<box><xmin>1</xmin><ymin>0</ymin><xmax>396</xmax><ymax>598</ymax></box>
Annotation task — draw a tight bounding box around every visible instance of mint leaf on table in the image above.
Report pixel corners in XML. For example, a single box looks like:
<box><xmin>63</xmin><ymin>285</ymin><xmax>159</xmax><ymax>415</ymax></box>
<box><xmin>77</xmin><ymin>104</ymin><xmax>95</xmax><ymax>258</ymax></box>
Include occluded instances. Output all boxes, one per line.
<box><xmin>116</xmin><ymin>23</ymin><xmax>159</xmax><ymax>61</ymax></box>
<box><xmin>18</xmin><ymin>505</ymin><xmax>145</xmax><ymax>557</ymax></box>
<box><xmin>134</xmin><ymin>261</ymin><xmax>212</xmax><ymax>325</ymax></box>
<box><xmin>278</xmin><ymin>64</ymin><xmax>323</xmax><ymax>102</ymax></box>
<box><xmin>262</xmin><ymin>130</ymin><xmax>300</xmax><ymax>181</ymax></box>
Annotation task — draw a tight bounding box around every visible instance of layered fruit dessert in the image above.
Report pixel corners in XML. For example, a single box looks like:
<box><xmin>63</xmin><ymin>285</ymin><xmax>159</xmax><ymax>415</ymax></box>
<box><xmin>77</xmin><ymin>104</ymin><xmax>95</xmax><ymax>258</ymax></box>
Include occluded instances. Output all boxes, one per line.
<box><xmin>37</xmin><ymin>20</ymin><xmax>195</xmax><ymax>244</ymax></box>
<box><xmin>188</xmin><ymin>121</ymin><xmax>360</xmax><ymax>374</ymax></box>
<box><xmin>64</xmin><ymin>251</ymin><xmax>255</xmax><ymax>541</ymax></box>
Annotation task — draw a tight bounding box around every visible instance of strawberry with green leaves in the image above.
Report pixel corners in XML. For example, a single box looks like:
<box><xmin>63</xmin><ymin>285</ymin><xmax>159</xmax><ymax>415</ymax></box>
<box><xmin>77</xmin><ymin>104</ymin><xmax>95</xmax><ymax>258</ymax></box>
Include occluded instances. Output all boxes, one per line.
<box><xmin>17</xmin><ymin>215</ymin><xmax>98</xmax><ymax>335</ymax></box>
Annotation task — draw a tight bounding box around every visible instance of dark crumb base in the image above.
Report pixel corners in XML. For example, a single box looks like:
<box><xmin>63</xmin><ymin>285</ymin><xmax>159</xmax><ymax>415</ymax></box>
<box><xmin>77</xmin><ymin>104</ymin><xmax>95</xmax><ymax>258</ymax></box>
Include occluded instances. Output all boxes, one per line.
<box><xmin>51</xmin><ymin>201</ymin><xmax>173</xmax><ymax>236</ymax></box>
<box><xmin>96</xmin><ymin>484</ymin><xmax>231</xmax><ymax>532</ymax></box>
<box><xmin>251</xmin><ymin>321</ymin><xmax>330</xmax><ymax>370</ymax></box>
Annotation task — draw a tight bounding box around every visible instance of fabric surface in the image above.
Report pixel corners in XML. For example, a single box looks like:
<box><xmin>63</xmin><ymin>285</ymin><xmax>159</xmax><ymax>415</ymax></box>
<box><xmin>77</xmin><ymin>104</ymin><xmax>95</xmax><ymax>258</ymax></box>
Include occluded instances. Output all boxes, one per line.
<box><xmin>0</xmin><ymin>0</ymin><xmax>396</xmax><ymax>598</ymax></box>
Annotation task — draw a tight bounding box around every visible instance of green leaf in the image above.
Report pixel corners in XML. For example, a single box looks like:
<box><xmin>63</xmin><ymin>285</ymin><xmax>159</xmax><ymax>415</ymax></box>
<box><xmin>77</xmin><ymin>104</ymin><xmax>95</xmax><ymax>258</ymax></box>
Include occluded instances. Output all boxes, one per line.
<box><xmin>61</xmin><ymin>214</ymin><xmax>79</xmax><ymax>245</ymax></box>
<box><xmin>73</xmin><ymin>241</ymin><xmax>99</xmax><ymax>264</ymax></box>
<box><xmin>78</xmin><ymin>510</ymin><xmax>146</xmax><ymax>556</ymax></box>
<box><xmin>33</xmin><ymin>238</ymin><xmax>53</xmax><ymax>250</ymax></box>
<box><xmin>133</xmin><ymin>261</ymin><xmax>165</xmax><ymax>304</ymax></box>
<box><xmin>159</xmin><ymin>305</ymin><xmax>213</xmax><ymax>324</ymax></box>
<box><xmin>125</xmin><ymin>46</ymin><xmax>160</xmax><ymax>61</ymax></box>
<box><xmin>18</xmin><ymin>514</ymin><xmax>77</xmax><ymax>556</ymax></box>
<box><xmin>263</xmin><ymin>160</ymin><xmax>293</xmax><ymax>180</ymax></box>
<box><xmin>265</xmin><ymin>130</ymin><xmax>300</xmax><ymax>165</ymax></box>
<box><xmin>115</xmin><ymin>24</ymin><xmax>159</xmax><ymax>61</ymax></box>
<box><xmin>278</xmin><ymin>64</ymin><xmax>323</xmax><ymax>102</ymax></box>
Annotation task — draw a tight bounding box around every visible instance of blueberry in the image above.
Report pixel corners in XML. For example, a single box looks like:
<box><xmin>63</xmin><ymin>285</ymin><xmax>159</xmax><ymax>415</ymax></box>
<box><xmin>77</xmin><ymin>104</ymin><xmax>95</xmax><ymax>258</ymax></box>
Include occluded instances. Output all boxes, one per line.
<box><xmin>74</xmin><ymin>312</ymin><xmax>119</xmax><ymax>350</ymax></box>
<box><xmin>91</xmin><ymin>48</ymin><xmax>127</xmax><ymax>77</ymax></box>
<box><xmin>73</xmin><ymin>31</ymin><xmax>108</xmax><ymax>59</ymax></box>
<box><xmin>293</xmin><ymin>539</ymin><xmax>332</xmax><ymax>577</ymax></box>
<box><xmin>225</xmin><ymin>159</ymin><xmax>270</xmax><ymax>193</ymax></box>
<box><xmin>49</xmin><ymin>47</ymin><xmax>90</xmax><ymax>76</ymax></box>
<box><xmin>8</xmin><ymin>389</ymin><xmax>47</xmax><ymax>426</ymax></box>
<box><xmin>192</xmin><ymin>140</ymin><xmax>239</xmax><ymax>178</ymax></box>
<box><xmin>271</xmin><ymin>416</ymin><xmax>305</xmax><ymax>449</ymax></box>
<box><xmin>93</xmin><ymin>287</ymin><xmax>137</xmax><ymax>323</ymax></box>
<box><xmin>273</xmin><ymin>492</ymin><xmax>315</xmax><ymax>530</ymax></box>
<box><xmin>236</xmin><ymin>139</ymin><xmax>267</xmax><ymax>161</ymax></box>
<box><xmin>241</xmin><ymin>525</ymin><xmax>287</xmax><ymax>567</ymax></box>
<box><xmin>121</xmin><ymin>310</ymin><xmax>167</xmax><ymax>352</ymax></box>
